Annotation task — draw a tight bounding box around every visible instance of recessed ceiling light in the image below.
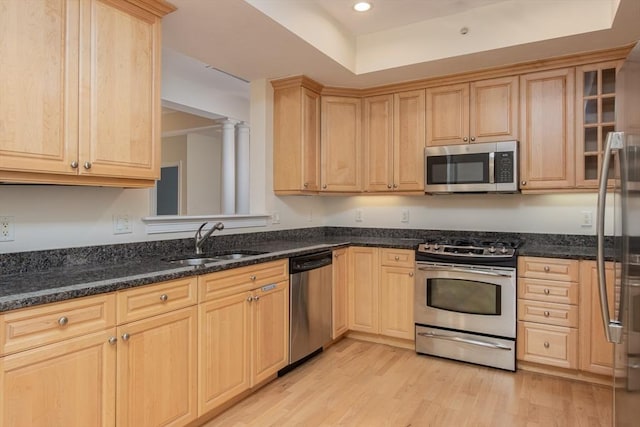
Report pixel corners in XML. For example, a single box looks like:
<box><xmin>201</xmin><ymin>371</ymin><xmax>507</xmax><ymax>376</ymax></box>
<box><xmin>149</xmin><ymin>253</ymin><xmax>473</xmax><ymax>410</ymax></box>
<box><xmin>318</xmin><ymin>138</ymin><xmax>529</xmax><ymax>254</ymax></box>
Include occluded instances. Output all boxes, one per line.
<box><xmin>353</xmin><ymin>2</ymin><xmax>372</xmax><ymax>12</ymax></box>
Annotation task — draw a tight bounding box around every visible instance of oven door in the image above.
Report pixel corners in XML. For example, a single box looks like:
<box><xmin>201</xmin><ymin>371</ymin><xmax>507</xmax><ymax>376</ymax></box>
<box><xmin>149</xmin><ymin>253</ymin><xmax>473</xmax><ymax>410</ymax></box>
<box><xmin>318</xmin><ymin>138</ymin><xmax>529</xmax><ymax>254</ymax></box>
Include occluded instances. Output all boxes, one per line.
<box><xmin>414</xmin><ymin>262</ymin><xmax>516</xmax><ymax>338</ymax></box>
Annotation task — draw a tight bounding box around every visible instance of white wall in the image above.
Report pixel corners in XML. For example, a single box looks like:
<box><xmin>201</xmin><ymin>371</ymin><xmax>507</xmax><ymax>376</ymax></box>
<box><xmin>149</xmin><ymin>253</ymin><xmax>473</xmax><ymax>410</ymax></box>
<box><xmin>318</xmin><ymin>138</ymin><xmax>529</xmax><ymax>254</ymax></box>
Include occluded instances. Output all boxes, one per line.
<box><xmin>186</xmin><ymin>132</ymin><xmax>221</xmax><ymax>215</ymax></box>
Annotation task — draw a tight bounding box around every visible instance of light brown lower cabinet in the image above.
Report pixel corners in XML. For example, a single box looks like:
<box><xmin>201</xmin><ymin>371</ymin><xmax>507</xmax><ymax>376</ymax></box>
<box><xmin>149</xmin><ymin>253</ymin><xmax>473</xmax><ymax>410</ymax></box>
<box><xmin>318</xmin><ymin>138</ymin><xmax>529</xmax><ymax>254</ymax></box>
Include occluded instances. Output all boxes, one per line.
<box><xmin>332</xmin><ymin>248</ymin><xmax>349</xmax><ymax>339</ymax></box>
<box><xmin>348</xmin><ymin>247</ymin><xmax>415</xmax><ymax>340</ymax></box>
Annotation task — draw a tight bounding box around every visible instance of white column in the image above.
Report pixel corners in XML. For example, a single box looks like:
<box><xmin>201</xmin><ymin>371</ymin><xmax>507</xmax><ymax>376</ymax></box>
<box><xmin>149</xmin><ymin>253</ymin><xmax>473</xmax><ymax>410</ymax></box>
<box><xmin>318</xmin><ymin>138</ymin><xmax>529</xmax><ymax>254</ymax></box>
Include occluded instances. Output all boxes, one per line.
<box><xmin>221</xmin><ymin>119</ymin><xmax>236</xmax><ymax>215</ymax></box>
<box><xmin>235</xmin><ymin>122</ymin><xmax>250</xmax><ymax>214</ymax></box>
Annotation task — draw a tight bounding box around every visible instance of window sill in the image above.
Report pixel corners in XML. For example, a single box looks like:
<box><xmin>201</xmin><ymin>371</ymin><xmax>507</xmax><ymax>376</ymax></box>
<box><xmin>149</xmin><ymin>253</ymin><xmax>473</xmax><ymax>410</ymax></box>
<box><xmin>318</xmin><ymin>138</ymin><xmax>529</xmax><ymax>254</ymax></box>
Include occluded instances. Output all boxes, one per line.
<box><xmin>141</xmin><ymin>214</ymin><xmax>270</xmax><ymax>234</ymax></box>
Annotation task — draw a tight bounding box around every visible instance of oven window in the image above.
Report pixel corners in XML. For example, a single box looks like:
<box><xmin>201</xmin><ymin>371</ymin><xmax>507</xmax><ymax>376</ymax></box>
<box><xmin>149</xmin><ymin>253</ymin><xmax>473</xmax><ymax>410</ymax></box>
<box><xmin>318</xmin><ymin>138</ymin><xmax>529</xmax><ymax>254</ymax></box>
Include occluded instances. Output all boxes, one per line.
<box><xmin>427</xmin><ymin>153</ymin><xmax>489</xmax><ymax>185</ymax></box>
<box><xmin>427</xmin><ymin>278</ymin><xmax>501</xmax><ymax>315</ymax></box>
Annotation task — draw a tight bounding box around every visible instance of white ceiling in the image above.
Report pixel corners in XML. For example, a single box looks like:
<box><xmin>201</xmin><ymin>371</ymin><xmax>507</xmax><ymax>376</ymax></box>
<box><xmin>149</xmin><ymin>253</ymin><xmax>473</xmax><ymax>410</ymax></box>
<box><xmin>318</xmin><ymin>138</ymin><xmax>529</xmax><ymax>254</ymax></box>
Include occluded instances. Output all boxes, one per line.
<box><xmin>162</xmin><ymin>0</ymin><xmax>640</xmax><ymax>88</ymax></box>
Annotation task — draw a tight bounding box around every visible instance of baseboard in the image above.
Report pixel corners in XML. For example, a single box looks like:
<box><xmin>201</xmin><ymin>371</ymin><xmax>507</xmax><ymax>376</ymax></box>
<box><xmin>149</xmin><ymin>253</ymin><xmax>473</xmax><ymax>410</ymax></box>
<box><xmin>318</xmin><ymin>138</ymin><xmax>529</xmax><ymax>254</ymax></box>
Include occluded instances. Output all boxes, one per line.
<box><xmin>517</xmin><ymin>361</ymin><xmax>613</xmax><ymax>386</ymax></box>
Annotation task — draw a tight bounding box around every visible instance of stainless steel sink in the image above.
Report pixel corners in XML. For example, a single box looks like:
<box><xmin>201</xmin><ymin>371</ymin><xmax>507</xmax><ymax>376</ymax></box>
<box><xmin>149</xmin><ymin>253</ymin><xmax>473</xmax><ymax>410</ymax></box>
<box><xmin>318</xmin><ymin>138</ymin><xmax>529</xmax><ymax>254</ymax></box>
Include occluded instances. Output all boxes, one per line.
<box><xmin>164</xmin><ymin>251</ymin><xmax>265</xmax><ymax>266</ymax></box>
<box><xmin>166</xmin><ymin>257</ymin><xmax>219</xmax><ymax>266</ymax></box>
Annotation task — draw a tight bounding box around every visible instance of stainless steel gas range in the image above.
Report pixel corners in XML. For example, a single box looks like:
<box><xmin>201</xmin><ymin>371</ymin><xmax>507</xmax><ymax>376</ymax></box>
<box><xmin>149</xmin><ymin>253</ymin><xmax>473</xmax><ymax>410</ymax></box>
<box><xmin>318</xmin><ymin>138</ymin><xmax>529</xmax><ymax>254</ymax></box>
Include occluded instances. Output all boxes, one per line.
<box><xmin>414</xmin><ymin>238</ymin><xmax>520</xmax><ymax>371</ymax></box>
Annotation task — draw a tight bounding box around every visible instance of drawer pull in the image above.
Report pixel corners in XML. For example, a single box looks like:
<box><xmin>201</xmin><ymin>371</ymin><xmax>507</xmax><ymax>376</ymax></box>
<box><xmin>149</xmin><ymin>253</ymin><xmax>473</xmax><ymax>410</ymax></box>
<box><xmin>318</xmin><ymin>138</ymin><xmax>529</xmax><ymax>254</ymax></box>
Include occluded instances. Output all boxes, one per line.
<box><xmin>246</xmin><ymin>296</ymin><xmax>254</xmax><ymax>302</ymax></box>
<box><xmin>250</xmin><ymin>275</ymin><xmax>257</xmax><ymax>281</ymax></box>
<box><xmin>108</xmin><ymin>336</ymin><xmax>117</xmax><ymax>345</ymax></box>
<box><xmin>122</xmin><ymin>333</ymin><xmax>130</xmax><ymax>341</ymax></box>
<box><xmin>58</xmin><ymin>316</ymin><xmax>69</xmax><ymax>326</ymax></box>
<box><xmin>543</xmin><ymin>311</ymin><xmax>550</xmax><ymax>317</ymax></box>
<box><xmin>395</xmin><ymin>256</ymin><xmax>400</xmax><ymax>261</ymax></box>
<box><xmin>544</xmin><ymin>341</ymin><xmax>550</xmax><ymax>348</ymax></box>
<box><xmin>544</xmin><ymin>288</ymin><xmax>550</xmax><ymax>295</ymax></box>
<box><xmin>544</xmin><ymin>266</ymin><xmax>550</xmax><ymax>272</ymax></box>
<box><xmin>254</xmin><ymin>295</ymin><xmax>260</xmax><ymax>301</ymax></box>
<box><xmin>159</xmin><ymin>294</ymin><xmax>168</xmax><ymax>302</ymax></box>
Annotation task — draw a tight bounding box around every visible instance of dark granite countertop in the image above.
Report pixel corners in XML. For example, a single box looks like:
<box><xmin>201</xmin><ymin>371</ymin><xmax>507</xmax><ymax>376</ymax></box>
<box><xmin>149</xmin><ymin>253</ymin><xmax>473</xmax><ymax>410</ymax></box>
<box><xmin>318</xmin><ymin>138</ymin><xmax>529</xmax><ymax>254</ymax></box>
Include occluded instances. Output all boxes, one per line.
<box><xmin>0</xmin><ymin>236</ymin><xmax>421</xmax><ymax>313</ymax></box>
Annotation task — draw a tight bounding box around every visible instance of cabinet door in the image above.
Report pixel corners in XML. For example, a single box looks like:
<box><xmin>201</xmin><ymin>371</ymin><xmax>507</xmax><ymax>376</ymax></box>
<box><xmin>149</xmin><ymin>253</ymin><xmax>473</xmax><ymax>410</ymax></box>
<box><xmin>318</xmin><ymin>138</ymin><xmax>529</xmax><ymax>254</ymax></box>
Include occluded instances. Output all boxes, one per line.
<box><xmin>470</xmin><ymin>76</ymin><xmax>519</xmax><ymax>143</ymax></box>
<box><xmin>332</xmin><ymin>248</ymin><xmax>349</xmax><ymax>338</ymax></box>
<box><xmin>117</xmin><ymin>306</ymin><xmax>197</xmax><ymax>427</ymax></box>
<box><xmin>379</xmin><ymin>266</ymin><xmax>415</xmax><ymax>340</ymax></box>
<box><xmin>252</xmin><ymin>281</ymin><xmax>289</xmax><ymax>386</ymax></box>
<box><xmin>0</xmin><ymin>330</ymin><xmax>116</xmax><ymax>427</ymax></box>
<box><xmin>426</xmin><ymin>83</ymin><xmax>469</xmax><ymax>146</ymax></box>
<box><xmin>273</xmin><ymin>85</ymin><xmax>321</xmax><ymax>193</ymax></box>
<box><xmin>579</xmin><ymin>260</ymin><xmax>616</xmax><ymax>375</ymax></box>
<box><xmin>364</xmin><ymin>95</ymin><xmax>394</xmax><ymax>192</ymax></box>
<box><xmin>519</xmin><ymin>68</ymin><xmax>575</xmax><ymax>190</ymax></box>
<box><xmin>79</xmin><ymin>0</ymin><xmax>161</xmax><ymax>180</ymax></box>
<box><xmin>0</xmin><ymin>0</ymin><xmax>78</xmax><ymax>175</ymax></box>
<box><xmin>394</xmin><ymin>90</ymin><xmax>426</xmax><ymax>191</ymax></box>
<box><xmin>348</xmin><ymin>247</ymin><xmax>379</xmax><ymax>333</ymax></box>
<box><xmin>321</xmin><ymin>96</ymin><xmax>362</xmax><ymax>191</ymax></box>
<box><xmin>199</xmin><ymin>291</ymin><xmax>251</xmax><ymax>415</ymax></box>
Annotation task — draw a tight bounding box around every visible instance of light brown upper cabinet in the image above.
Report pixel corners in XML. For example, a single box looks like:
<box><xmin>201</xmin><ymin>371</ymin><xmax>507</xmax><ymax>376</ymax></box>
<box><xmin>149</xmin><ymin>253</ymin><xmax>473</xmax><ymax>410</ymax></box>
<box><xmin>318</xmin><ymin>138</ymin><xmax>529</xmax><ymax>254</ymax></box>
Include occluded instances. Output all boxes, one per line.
<box><xmin>272</xmin><ymin>77</ymin><xmax>323</xmax><ymax>194</ymax></box>
<box><xmin>519</xmin><ymin>68</ymin><xmax>575</xmax><ymax>191</ymax></box>
<box><xmin>575</xmin><ymin>61</ymin><xmax>623</xmax><ymax>189</ymax></box>
<box><xmin>364</xmin><ymin>90</ymin><xmax>426</xmax><ymax>192</ymax></box>
<box><xmin>0</xmin><ymin>0</ymin><xmax>173</xmax><ymax>187</ymax></box>
<box><xmin>426</xmin><ymin>76</ymin><xmax>518</xmax><ymax>147</ymax></box>
<box><xmin>321</xmin><ymin>96</ymin><xmax>362</xmax><ymax>192</ymax></box>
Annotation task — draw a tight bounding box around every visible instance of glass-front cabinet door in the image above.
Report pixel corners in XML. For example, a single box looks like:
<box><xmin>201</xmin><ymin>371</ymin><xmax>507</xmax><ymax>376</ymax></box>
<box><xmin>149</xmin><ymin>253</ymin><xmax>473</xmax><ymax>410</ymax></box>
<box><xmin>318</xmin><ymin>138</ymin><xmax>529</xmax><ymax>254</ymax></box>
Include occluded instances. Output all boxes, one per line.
<box><xmin>576</xmin><ymin>61</ymin><xmax>622</xmax><ymax>188</ymax></box>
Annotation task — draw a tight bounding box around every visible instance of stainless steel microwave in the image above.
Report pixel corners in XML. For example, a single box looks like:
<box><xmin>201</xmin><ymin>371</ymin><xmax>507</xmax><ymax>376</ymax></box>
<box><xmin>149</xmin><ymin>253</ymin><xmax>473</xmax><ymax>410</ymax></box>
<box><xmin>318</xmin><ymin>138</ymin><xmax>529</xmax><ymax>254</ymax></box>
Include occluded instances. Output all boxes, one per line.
<box><xmin>424</xmin><ymin>141</ymin><xmax>518</xmax><ymax>193</ymax></box>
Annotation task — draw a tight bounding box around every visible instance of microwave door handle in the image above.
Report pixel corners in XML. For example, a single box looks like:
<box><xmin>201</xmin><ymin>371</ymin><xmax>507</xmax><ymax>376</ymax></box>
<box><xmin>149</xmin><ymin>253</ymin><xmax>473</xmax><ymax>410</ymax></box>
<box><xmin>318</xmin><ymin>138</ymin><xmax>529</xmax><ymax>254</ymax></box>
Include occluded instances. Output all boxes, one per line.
<box><xmin>597</xmin><ymin>131</ymin><xmax>623</xmax><ymax>344</ymax></box>
<box><xmin>489</xmin><ymin>152</ymin><xmax>495</xmax><ymax>184</ymax></box>
<box><xmin>417</xmin><ymin>266</ymin><xmax>512</xmax><ymax>277</ymax></box>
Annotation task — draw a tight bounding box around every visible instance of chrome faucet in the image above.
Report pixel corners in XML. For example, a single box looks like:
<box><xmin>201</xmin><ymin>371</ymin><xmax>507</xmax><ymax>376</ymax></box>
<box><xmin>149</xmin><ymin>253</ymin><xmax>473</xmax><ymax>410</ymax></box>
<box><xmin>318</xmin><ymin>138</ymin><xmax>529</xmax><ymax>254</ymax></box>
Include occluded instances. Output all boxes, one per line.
<box><xmin>195</xmin><ymin>222</ymin><xmax>224</xmax><ymax>255</ymax></box>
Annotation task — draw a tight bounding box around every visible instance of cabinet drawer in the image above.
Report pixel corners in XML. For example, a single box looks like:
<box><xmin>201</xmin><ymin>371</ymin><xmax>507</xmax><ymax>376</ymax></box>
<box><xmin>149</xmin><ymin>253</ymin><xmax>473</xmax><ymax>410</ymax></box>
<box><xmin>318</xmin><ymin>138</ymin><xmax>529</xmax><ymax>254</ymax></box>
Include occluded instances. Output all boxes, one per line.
<box><xmin>518</xmin><ymin>277</ymin><xmax>579</xmax><ymax>304</ymax></box>
<box><xmin>199</xmin><ymin>260</ymin><xmax>289</xmax><ymax>302</ymax></box>
<box><xmin>380</xmin><ymin>248</ymin><xmax>415</xmax><ymax>268</ymax></box>
<box><xmin>517</xmin><ymin>300</ymin><xmax>578</xmax><ymax>327</ymax></box>
<box><xmin>117</xmin><ymin>277</ymin><xmax>197</xmax><ymax>324</ymax></box>
<box><xmin>1</xmin><ymin>294</ymin><xmax>116</xmax><ymax>356</ymax></box>
<box><xmin>517</xmin><ymin>321</ymin><xmax>578</xmax><ymax>369</ymax></box>
<box><xmin>518</xmin><ymin>256</ymin><xmax>579</xmax><ymax>282</ymax></box>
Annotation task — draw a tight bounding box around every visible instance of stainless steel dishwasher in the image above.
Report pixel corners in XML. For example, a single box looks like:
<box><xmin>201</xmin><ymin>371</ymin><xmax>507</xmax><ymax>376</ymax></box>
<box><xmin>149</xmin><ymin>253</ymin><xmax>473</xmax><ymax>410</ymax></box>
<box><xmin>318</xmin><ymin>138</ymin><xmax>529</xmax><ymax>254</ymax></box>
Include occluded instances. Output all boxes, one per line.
<box><xmin>283</xmin><ymin>250</ymin><xmax>333</xmax><ymax>372</ymax></box>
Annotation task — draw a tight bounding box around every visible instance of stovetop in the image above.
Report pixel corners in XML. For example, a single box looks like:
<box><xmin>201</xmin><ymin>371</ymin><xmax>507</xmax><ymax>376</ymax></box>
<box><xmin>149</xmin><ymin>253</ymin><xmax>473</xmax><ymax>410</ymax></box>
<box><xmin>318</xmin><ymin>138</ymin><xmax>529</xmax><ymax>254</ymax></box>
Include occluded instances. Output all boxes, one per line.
<box><xmin>416</xmin><ymin>238</ymin><xmax>521</xmax><ymax>267</ymax></box>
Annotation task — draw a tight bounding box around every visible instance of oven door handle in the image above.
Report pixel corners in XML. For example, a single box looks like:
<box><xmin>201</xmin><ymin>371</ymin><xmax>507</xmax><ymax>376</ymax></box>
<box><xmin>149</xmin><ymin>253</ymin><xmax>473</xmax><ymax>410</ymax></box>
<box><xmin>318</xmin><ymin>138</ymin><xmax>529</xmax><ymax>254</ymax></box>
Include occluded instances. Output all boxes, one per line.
<box><xmin>418</xmin><ymin>332</ymin><xmax>512</xmax><ymax>351</ymax></box>
<box><xmin>417</xmin><ymin>266</ymin><xmax>513</xmax><ymax>278</ymax></box>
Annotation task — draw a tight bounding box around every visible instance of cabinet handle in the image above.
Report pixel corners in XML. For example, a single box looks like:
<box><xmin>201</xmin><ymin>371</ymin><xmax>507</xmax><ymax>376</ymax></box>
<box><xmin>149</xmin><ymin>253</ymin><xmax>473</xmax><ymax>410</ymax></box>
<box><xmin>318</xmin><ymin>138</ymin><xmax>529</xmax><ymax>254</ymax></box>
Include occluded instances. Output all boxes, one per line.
<box><xmin>303</xmin><ymin>182</ymin><xmax>309</xmax><ymax>188</ymax></box>
<box><xmin>246</xmin><ymin>296</ymin><xmax>254</xmax><ymax>302</ymax></box>
<box><xmin>250</xmin><ymin>275</ymin><xmax>257</xmax><ymax>281</ymax></box>
<box><xmin>70</xmin><ymin>161</ymin><xmax>79</xmax><ymax>169</ymax></box>
<box><xmin>543</xmin><ymin>341</ymin><xmax>550</xmax><ymax>349</ymax></box>
<box><xmin>58</xmin><ymin>316</ymin><xmax>69</xmax><ymax>326</ymax></box>
<box><xmin>544</xmin><ymin>266</ymin><xmax>550</xmax><ymax>272</ymax></box>
<box><xmin>470</xmin><ymin>137</ymin><xmax>476</xmax><ymax>142</ymax></box>
<box><xmin>83</xmin><ymin>161</ymin><xmax>92</xmax><ymax>170</ymax></box>
<box><xmin>544</xmin><ymin>288</ymin><xmax>550</xmax><ymax>295</ymax></box>
<box><xmin>159</xmin><ymin>294</ymin><xmax>168</xmax><ymax>302</ymax></box>
<box><xmin>387</xmin><ymin>184</ymin><xmax>392</xmax><ymax>189</ymax></box>
<box><xmin>521</xmin><ymin>180</ymin><xmax>527</xmax><ymax>186</ymax></box>
<box><xmin>254</xmin><ymin>295</ymin><xmax>260</xmax><ymax>301</ymax></box>
<box><xmin>334</xmin><ymin>253</ymin><xmax>340</xmax><ymax>258</ymax></box>
<box><xmin>393</xmin><ymin>184</ymin><xmax>398</xmax><ymax>188</ymax></box>
<box><xmin>395</xmin><ymin>256</ymin><xmax>400</xmax><ymax>261</ymax></box>
<box><xmin>322</xmin><ymin>184</ymin><xmax>327</xmax><ymax>189</ymax></box>
<box><xmin>122</xmin><ymin>333</ymin><xmax>130</xmax><ymax>341</ymax></box>
<box><xmin>409</xmin><ymin>272</ymin><xmax>414</xmax><ymax>277</ymax></box>
<box><xmin>463</xmin><ymin>137</ymin><xmax>468</xmax><ymax>142</ymax></box>
<box><xmin>543</xmin><ymin>311</ymin><xmax>550</xmax><ymax>317</ymax></box>
<box><xmin>108</xmin><ymin>336</ymin><xmax>117</xmax><ymax>345</ymax></box>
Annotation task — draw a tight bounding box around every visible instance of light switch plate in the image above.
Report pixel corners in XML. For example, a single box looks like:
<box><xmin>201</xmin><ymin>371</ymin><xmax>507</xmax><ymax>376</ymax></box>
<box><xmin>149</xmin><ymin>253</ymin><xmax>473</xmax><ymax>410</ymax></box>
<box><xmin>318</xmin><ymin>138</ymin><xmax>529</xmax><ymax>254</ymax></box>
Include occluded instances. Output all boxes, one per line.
<box><xmin>401</xmin><ymin>209</ymin><xmax>410</xmax><ymax>223</ymax></box>
<box><xmin>355</xmin><ymin>209</ymin><xmax>363</xmax><ymax>222</ymax></box>
<box><xmin>113</xmin><ymin>214</ymin><xmax>133</xmax><ymax>234</ymax></box>
<box><xmin>580</xmin><ymin>211</ymin><xmax>593</xmax><ymax>228</ymax></box>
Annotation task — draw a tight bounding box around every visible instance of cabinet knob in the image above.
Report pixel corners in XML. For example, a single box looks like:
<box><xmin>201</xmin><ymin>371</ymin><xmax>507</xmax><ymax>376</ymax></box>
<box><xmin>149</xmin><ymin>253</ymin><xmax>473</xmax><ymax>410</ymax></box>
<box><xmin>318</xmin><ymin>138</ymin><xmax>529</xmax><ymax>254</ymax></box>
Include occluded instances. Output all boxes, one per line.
<box><xmin>159</xmin><ymin>294</ymin><xmax>168</xmax><ymax>302</ymax></box>
<box><xmin>58</xmin><ymin>316</ymin><xmax>69</xmax><ymax>326</ymax></box>
<box><xmin>303</xmin><ymin>182</ymin><xmax>309</xmax><ymax>188</ymax></box>
<box><xmin>322</xmin><ymin>184</ymin><xmax>327</xmax><ymax>189</ymax></box>
<box><xmin>70</xmin><ymin>161</ymin><xmax>79</xmax><ymax>169</ymax></box>
<box><xmin>387</xmin><ymin>184</ymin><xmax>392</xmax><ymax>189</ymax></box>
<box><xmin>543</xmin><ymin>341</ymin><xmax>550</xmax><ymax>349</ymax></box>
<box><xmin>254</xmin><ymin>295</ymin><xmax>260</xmax><ymax>301</ymax></box>
<box><xmin>108</xmin><ymin>336</ymin><xmax>117</xmax><ymax>345</ymax></box>
<box><xmin>393</xmin><ymin>184</ymin><xmax>398</xmax><ymax>188</ymax></box>
<box><xmin>334</xmin><ymin>253</ymin><xmax>340</xmax><ymax>258</ymax></box>
<box><xmin>83</xmin><ymin>161</ymin><xmax>92</xmax><ymax>170</ymax></box>
<box><xmin>409</xmin><ymin>272</ymin><xmax>414</xmax><ymax>277</ymax></box>
<box><xmin>521</xmin><ymin>180</ymin><xmax>527</xmax><ymax>186</ymax></box>
<box><xmin>122</xmin><ymin>333</ymin><xmax>130</xmax><ymax>341</ymax></box>
<box><xmin>543</xmin><ymin>311</ymin><xmax>550</xmax><ymax>317</ymax></box>
<box><xmin>544</xmin><ymin>288</ymin><xmax>550</xmax><ymax>295</ymax></box>
<box><xmin>250</xmin><ymin>275</ymin><xmax>257</xmax><ymax>281</ymax></box>
<box><xmin>463</xmin><ymin>137</ymin><xmax>468</xmax><ymax>142</ymax></box>
<box><xmin>246</xmin><ymin>296</ymin><xmax>254</xmax><ymax>302</ymax></box>
<box><xmin>395</xmin><ymin>256</ymin><xmax>400</xmax><ymax>261</ymax></box>
<box><xmin>470</xmin><ymin>137</ymin><xmax>476</xmax><ymax>142</ymax></box>
<box><xmin>544</xmin><ymin>266</ymin><xmax>550</xmax><ymax>272</ymax></box>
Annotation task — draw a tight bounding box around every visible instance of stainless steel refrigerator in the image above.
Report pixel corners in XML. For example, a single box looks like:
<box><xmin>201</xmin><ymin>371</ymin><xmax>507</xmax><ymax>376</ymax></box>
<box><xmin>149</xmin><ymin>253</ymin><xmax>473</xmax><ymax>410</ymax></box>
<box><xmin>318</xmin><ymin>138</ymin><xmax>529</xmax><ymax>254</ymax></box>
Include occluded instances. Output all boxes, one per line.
<box><xmin>597</xmin><ymin>41</ymin><xmax>640</xmax><ymax>426</ymax></box>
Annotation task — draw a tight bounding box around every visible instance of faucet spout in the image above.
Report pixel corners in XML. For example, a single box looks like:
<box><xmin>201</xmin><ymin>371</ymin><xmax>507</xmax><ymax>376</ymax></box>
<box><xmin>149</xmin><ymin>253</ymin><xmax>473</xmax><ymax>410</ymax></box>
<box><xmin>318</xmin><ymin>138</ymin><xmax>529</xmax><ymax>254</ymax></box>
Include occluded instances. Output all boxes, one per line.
<box><xmin>195</xmin><ymin>222</ymin><xmax>224</xmax><ymax>255</ymax></box>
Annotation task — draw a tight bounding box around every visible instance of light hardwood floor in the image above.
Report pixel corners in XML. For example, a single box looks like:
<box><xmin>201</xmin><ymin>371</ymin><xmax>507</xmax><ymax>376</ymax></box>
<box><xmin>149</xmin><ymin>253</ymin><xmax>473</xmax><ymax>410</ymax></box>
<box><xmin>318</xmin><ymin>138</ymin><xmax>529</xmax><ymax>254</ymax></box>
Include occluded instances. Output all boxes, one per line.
<box><xmin>204</xmin><ymin>338</ymin><xmax>612</xmax><ymax>427</ymax></box>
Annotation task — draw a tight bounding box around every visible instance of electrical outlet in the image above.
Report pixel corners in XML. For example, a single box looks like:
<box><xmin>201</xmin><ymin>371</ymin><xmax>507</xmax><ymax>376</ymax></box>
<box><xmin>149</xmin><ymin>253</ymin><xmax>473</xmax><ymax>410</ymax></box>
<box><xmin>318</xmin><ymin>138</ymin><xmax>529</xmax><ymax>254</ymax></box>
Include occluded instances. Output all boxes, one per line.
<box><xmin>113</xmin><ymin>214</ymin><xmax>133</xmax><ymax>234</ymax></box>
<box><xmin>580</xmin><ymin>210</ymin><xmax>593</xmax><ymax>227</ymax></box>
<box><xmin>272</xmin><ymin>211</ymin><xmax>281</xmax><ymax>224</ymax></box>
<box><xmin>401</xmin><ymin>209</ymin><xmax>410</xmax><ymax>223</ymax></box>
<box><xmin>355</xmin><ymin>209</ymin><xmax>363</xmax><ymax>222</ymax></box>
<box><xmin>0</xmin><ymin>216</ymin><xmax>15</xmax><ymax>242</ymax></box>
<box><xmin>307</xmin><ymin>209</ymin><xmax>313</xmax><ymax>222</ymax></box>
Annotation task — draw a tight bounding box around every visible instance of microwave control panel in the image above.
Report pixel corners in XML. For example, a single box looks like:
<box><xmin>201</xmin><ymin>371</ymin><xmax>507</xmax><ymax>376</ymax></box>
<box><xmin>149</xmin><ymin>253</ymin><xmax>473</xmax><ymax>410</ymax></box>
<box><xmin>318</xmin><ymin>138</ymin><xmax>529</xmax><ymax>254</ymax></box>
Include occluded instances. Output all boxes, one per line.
<box><xmin>495</xmin><ymin>152</ymin><xmax>514</xmax><ymax>183</ymax></box>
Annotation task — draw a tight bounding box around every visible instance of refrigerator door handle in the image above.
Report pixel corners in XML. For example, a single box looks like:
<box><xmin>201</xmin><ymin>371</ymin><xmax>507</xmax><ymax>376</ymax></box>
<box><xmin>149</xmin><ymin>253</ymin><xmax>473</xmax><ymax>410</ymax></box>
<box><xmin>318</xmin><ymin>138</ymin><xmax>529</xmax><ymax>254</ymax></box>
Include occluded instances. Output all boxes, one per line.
<box><xmin>597</xmin><ymin>131</ymin><xmax>624</xmax><ymax>344</ymax></box>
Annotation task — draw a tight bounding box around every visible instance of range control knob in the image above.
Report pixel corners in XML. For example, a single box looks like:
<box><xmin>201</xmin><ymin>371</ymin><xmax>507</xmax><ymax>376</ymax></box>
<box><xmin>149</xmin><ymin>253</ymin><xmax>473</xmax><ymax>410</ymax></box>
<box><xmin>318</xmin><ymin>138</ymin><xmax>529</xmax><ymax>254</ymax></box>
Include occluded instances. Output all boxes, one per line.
<box><xmin>500</xmin><ymin>247</ymin><xmax>508</xmax><ymax>254</ymax></box>
<box><xmin>489</xmin><ymin>246</ymin><xmax>496</xmax><ymax>254</ymax></box>
<box><xmin>433</xmin><ymin>244</ymin><xmax>440</xmax><ymax>250</ymax></box>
